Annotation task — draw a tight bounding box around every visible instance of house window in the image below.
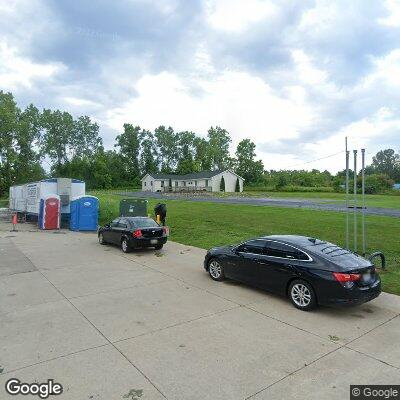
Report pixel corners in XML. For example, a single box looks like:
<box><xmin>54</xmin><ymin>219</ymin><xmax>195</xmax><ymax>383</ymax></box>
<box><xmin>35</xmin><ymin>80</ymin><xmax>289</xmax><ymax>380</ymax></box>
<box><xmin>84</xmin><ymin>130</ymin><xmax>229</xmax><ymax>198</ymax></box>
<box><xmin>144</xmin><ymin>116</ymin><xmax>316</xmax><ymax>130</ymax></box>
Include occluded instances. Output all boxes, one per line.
<box><xmin>175</xmin><ymin>181</ymin><xmax>178</xmax><ymax>187</ymax></box>
<box><xmin>194</xmin><ymin>180</ymin><xmax>197</xmax><ymax>186</ymax></box>
<box><xmin>161</xmin><ymin>181</ymin><xmax>164</xmax><ymax>187</ymax></box>
<box><xmin>150</xmin><ymin>181</ymin><xmax>153</xmax><ymax>186</ymax></box>
<box><xmin>183</xmin><ymin>181</ymin><xmax>186</xmax><ymax>187</ymax></box>
<box><xmin>144</xmin><ymin>182</ymin><xmax>147</xmax><ymax>186</ymax></box>
<box><xmin>205</xmin><ymin>179</ymin><xmax>209</xmax><ymax>187</ymax></box>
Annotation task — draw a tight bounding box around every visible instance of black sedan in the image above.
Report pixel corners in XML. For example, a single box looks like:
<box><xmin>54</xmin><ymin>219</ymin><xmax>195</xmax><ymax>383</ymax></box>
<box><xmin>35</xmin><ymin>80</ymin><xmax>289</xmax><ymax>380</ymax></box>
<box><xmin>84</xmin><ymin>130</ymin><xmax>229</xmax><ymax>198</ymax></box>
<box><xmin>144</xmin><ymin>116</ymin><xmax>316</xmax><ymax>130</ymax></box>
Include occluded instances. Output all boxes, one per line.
<box><xmin>204</xmin><ymin>235</ymin><xmax>381</xmax><ymax>311</ymax></box>
<box><xmin>98</xmin><ymin>217</ymin><xmax>168</xmax><ymax>252</ymax></box>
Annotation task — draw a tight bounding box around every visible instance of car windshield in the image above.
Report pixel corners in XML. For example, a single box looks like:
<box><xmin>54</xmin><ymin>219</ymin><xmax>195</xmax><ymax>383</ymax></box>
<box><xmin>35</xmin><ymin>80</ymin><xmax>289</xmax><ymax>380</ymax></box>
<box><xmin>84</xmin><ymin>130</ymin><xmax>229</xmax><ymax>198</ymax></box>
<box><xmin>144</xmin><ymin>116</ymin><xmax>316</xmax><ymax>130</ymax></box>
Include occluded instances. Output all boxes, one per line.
<box><xmin>130</xmin><ymin>218</ymin><xmax>159</xmax><ymax>228</ymax></box>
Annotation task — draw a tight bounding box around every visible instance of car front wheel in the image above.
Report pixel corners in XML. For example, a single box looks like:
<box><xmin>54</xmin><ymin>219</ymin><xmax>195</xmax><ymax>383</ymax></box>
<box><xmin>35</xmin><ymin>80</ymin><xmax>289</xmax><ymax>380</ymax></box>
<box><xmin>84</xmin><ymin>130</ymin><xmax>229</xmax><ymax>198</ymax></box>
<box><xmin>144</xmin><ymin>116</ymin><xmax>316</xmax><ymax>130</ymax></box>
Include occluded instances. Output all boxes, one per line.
<box><xmin>121</xmin><ymin>238</ymin><xmax>131</xmax><ymax>253</ymax></box>
<box><xmin>288</xmin><ymin>280</ymin><xmax>317</xmax><ymax>311</ymax></box>
<box><xmin>208</xmin><ymin>259</ymin><xmax>225</xmax><ymax>281</ymax></box>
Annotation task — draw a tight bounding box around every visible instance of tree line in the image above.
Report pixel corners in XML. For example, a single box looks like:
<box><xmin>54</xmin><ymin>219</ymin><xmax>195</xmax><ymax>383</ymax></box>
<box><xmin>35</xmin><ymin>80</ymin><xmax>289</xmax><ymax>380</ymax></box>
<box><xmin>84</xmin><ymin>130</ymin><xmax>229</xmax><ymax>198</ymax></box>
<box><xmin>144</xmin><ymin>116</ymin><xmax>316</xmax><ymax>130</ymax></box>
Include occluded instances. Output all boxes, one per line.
<box><xmin>0</xmin><ymin>91</ymin><xmax>264</xmax><ymax>196</ymax></box>
<box><xmin>1</xmin><ymin>90</ymin><xmax>399</xmax><ymax>196</ymax></box>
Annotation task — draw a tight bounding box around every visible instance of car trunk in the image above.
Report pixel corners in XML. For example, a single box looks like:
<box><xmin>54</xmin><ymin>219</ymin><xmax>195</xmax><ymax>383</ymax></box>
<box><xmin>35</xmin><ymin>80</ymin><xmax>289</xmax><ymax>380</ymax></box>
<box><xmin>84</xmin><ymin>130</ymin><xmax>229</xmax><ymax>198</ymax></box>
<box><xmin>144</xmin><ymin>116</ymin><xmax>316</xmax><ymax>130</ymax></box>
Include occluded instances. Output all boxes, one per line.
<box><xmin>140</xmin><ymin>227</ymin><xmax>164</xmax><ymax>238</ymax></box>
<box><xmin>345</xmin><ymin>265</ymin><xmax>378</xmax><ymax>287</ymax></box>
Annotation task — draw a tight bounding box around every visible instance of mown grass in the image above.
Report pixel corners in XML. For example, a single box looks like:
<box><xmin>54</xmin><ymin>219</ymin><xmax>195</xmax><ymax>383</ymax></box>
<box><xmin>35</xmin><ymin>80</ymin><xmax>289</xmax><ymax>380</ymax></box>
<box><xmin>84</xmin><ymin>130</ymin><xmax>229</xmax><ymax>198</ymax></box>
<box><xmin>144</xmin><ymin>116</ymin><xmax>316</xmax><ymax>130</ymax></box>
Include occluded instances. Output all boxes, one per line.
<box><xmin>92</xmin><ymin>192</ymin><xmax>400</xmax><ymax>296</ymax></box>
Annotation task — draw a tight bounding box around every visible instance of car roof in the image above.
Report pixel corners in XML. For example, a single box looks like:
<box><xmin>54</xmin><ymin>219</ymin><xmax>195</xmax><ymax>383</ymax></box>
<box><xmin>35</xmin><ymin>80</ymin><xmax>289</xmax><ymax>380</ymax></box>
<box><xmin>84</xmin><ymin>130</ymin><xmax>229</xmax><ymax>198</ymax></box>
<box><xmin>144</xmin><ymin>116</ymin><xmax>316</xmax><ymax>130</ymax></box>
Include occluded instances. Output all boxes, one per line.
<box><xmin>262</xmin><ymin>235</ymin><xmax>372</xmax><ymax>269</ymax></box>
<box><xmin>261</xmin><ymin>235</ymin><xmax>315</xmax><ymax>247</ymax></box>
<box><xmin>124</xmin><ymin>216</ymin><xmax>152</xmax><ymax>220</ymax></box>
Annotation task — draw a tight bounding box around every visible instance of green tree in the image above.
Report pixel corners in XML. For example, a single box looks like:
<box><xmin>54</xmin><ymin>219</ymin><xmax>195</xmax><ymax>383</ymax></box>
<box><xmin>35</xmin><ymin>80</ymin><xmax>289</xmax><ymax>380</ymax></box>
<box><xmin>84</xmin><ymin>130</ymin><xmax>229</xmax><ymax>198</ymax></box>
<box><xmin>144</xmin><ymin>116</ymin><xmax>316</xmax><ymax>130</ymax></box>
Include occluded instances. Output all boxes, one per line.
<box><xmin>71</xmin><ymin>116</ymin><xmax>102</xmax><ymax>158</ymax></box>
<box><xmin>154</xmin><ymin>126</ymin><xmax>178</xmax><ymax>172</ymax></box>
<box><xmin>371</xmin><ymin>149</ymin><xmax>400</xmax><ymax>181</ymax></box>
<box><xmin>14</xmin><ymin>104</ymin><xmax>45</xmax><ymax>184</ymax></box>
<box><xmin>0</xmin><ymin>91</ymin><xmax>19</xmax><ymax>196</ymax></box>
<box><xmin>176</xmin><ymin>131</ymin><xmax>196</xmax><ymax>174</ymax></box>
<box><xmin>40</xmin><ymin>109</ymin><xmax>74</xmax><ymax>172</ymax></box>
<box><xmin>235</xmin><ymin>139</ymin><xmax>264</xmax><ymax>183</ymax></box>
<box><xmin>115</xmin><ymin>124</ymin><xmax>141</xmax><ymax>182</ymax></box>
<box><xmin>220</xmin><ymin>176</ymin><xmax>225</xmax><ymax>191</ymax></box>
<box><xmin>207</xmin><ymin>126</ymin><xmax>231</xmax><ymax>170</ymax></box>
<box><xmin>139</xmin><ymin>130</ymin><xmax>158</xmax><ymax>175</ymax></box>
<box><xmin>193</xmin><ymin>137</ymin><xmax>212</xmax><ymax>171</ymax></box>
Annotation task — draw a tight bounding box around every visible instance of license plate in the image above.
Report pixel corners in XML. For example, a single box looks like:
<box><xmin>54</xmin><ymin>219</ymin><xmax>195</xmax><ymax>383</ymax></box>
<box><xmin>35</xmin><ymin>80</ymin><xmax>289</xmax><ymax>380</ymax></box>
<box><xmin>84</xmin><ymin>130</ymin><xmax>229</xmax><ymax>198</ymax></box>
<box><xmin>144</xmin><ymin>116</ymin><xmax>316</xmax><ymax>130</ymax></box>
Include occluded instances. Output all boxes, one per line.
<box><xmin>150</xmin><ymin>239</ymin><xmax>158</xmax><ymax>244</ymax></box>
<box><xmin>363</xmin><ymin>272</ymin><xmax>371</xmax><ymax>282</ymax></box>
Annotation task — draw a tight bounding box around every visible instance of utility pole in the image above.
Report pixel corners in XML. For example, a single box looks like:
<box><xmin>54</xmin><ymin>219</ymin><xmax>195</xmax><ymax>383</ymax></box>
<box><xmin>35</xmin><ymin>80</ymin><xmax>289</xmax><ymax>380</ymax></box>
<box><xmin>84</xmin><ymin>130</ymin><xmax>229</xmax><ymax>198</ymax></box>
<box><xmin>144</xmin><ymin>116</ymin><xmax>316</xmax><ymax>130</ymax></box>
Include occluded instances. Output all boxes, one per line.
<box><xmin>361</xmin><ymin>149</ymin><xmax>366</xmax><ymax>256</ymax></box>
<box><xmin>353</xmin><ymin>150</ymin><xmax>358</xmax><ymax>253</ymax></box>
<box><xmin>345</xmin><ymin>137</ymin><xmax>349</xmax><ymax>249</ymax></box>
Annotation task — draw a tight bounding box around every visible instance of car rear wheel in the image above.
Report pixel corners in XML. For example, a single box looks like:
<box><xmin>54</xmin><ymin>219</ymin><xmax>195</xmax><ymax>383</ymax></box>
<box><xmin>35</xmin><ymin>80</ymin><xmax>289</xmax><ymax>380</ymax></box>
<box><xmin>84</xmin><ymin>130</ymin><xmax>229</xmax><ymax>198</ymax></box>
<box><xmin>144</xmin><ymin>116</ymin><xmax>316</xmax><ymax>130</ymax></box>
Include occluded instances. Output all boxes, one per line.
<box><xmin>121</xmin><ymin>238</ymin><xmax>130</xmax><ymax>253</ymax></box>
<box><xmin>208</xmin><ymin>259</ymin><xmax>225</xmax><ymax>281</ymax></box>
<box><xmin>289</xmin><ymin>280</ymin><xmax>317</xmax><ymax>311</ymax></box>
<box><xmin>98</xmin><ymin>233</ymin><xmax>106</xmax><ymax>245</ymax></box>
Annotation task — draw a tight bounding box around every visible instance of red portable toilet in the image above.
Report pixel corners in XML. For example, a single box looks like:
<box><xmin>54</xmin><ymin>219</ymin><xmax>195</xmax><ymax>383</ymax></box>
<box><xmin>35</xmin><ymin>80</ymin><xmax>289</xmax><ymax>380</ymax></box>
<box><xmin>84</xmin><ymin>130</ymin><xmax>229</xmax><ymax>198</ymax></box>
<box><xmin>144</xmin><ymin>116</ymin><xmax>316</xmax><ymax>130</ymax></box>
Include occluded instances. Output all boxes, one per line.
<box><xmin>38</xmin><ymin>195</ymin><xmax>61</xmax><ymax>230</ymax></box>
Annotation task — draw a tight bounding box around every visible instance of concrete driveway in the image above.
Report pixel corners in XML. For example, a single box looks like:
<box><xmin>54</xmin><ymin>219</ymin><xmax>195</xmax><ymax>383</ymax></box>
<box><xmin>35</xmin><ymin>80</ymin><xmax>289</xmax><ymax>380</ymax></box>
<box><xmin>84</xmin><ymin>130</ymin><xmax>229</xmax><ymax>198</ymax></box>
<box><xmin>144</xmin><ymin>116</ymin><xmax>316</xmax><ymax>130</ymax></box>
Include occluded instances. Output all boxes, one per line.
<box><xmin>0</xmin><ymin>223</ymin><xmax>399</xmax><ymax>399</ymax></box>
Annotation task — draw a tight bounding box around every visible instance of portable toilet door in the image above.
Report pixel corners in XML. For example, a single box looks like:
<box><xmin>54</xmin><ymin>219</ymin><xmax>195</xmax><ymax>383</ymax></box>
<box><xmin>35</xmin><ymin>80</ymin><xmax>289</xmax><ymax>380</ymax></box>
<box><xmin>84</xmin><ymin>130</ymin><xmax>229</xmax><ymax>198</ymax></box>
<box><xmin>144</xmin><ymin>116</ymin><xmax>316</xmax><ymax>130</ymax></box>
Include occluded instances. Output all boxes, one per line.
<box><xmin>70</xmin><ymin>196</ymin><xmax>99</xmax><ymax>231</ymax></box>
<box><xmin>38</xmin><ymin>195</ymin><xmax>60</xmax><ymax>230</ymax></box>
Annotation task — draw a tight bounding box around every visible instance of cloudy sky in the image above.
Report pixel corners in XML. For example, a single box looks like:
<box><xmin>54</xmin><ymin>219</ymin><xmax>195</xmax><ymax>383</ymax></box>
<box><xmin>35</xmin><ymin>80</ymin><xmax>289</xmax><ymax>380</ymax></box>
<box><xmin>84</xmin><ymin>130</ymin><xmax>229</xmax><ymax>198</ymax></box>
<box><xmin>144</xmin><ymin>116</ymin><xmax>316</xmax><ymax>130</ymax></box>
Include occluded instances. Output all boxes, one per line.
<box><xmin>1</xmin><ymin>0</ymin><xmax>400</xmax><ymax>172</ymax></box>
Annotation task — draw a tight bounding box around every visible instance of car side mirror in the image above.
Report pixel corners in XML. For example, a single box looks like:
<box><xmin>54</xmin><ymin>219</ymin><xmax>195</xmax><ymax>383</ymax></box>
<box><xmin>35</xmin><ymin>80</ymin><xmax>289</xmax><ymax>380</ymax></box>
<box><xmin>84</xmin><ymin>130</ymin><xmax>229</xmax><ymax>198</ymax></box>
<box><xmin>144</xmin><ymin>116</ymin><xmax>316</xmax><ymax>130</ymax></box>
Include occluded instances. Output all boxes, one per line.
<box><xmin>105</xmin><ymin>223</ymin><xmax>110</xmax><ymax>228</ymax></box>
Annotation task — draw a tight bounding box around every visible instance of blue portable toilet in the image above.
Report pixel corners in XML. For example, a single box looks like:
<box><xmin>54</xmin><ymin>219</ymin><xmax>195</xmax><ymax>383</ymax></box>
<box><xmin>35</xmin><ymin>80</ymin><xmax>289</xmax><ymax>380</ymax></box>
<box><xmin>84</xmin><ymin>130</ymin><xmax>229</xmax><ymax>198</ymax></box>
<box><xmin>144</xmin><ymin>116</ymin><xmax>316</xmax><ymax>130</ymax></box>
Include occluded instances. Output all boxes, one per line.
<box><xmin>70</xmin><ymin>195</ymin><xmax>99</xmax><ymax>231</ymax></box>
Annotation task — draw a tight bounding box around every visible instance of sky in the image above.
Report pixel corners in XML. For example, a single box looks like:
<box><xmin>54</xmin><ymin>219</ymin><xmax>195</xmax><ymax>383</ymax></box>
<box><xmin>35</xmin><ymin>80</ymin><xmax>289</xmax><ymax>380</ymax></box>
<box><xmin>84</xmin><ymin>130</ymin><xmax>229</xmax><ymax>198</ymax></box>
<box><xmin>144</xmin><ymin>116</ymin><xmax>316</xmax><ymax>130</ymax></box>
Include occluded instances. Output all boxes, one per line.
<box><xmin>1</xmin><ymin>0</ymin><xmax>400</xmax><ymax>172</ymax></box>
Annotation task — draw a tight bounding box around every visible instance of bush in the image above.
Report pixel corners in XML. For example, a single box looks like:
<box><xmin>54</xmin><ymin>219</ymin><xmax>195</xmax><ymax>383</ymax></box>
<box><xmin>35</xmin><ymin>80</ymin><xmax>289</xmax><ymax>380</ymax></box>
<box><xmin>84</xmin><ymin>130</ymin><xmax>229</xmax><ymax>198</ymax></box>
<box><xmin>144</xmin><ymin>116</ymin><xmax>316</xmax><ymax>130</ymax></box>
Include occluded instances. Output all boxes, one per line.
<box><xmin>220</xmin><ymin>176</ymin><xmax>225</xmax><ymax>192</ymax></box>
<box><xmin>362</xmin><ymin>174</ymin><xmax>394</xmax><ymax>194</ymax></box>
<box><xmin>235</xmin><ymin>177</ymin><xmax>240</xmax><ymax>192</ymax></box>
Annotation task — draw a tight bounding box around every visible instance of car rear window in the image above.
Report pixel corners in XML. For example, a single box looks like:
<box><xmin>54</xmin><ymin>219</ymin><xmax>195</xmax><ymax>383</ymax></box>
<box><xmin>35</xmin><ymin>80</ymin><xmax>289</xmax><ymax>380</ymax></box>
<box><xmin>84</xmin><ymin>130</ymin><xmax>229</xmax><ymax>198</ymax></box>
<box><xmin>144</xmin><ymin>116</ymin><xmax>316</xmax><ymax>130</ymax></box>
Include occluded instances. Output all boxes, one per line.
<box><xmin>130</xmin><ymin>218</ymin><xmax>159</xmax><ymax>228</ymax></box>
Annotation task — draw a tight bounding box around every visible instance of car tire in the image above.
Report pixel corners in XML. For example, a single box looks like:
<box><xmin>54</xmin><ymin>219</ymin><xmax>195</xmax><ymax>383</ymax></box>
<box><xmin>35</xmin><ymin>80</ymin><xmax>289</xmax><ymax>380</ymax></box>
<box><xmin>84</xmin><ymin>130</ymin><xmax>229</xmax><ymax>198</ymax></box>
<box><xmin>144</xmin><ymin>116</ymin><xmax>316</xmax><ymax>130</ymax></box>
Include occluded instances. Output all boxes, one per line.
<box><xmin>98</xmin><ymin>233</ymin><xmax>106</xmax><ymax>245</ymax></box>
<box><xmin>121</xmin><ymin>238</ymin><xmax>131</xmax><ymax>253</ymax></box>
<box><xmin>288</xmin><ymin>279</ymin><xmax>317</xmax><ymax>311</ymax></box>
<box><xmin>155</xmin><ymin>244</ymin><xmax>163</xmax><ymax>250</ymax></box>
<box><xmin>208</xmin><ymin>259</ymin><xmax>225</xmax><ymax>281</ymax></box>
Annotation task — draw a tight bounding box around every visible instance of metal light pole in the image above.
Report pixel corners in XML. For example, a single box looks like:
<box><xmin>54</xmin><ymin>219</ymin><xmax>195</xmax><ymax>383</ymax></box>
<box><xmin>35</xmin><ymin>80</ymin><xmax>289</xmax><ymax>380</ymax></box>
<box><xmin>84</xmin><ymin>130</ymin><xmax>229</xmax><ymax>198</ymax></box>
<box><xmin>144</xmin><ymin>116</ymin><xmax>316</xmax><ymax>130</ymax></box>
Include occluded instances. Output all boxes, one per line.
<box><xmin>345</xmin><ymin>137</ymin><xmax>350</xmax><ymax>249</ymax></box>
<box><xmin>353</xmin><ymin>150</ymin><xmax>358</xmax><ymax>253</ymax></box>
<box><xmin>361</xmin><ymin>149</ymin><xmax>366</xmax><ymax>256</ymax></box>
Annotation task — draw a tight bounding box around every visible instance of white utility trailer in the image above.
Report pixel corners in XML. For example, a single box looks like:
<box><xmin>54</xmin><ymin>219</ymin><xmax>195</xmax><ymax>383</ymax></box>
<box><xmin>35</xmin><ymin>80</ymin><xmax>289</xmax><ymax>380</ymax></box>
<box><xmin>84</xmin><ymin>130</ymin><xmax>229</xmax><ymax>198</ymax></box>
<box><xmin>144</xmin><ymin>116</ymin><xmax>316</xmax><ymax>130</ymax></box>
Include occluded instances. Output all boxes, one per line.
<box><xmin>9</xmin><ymin>178</ymin><xmax>85</xmax><ymax>218</ymax></box>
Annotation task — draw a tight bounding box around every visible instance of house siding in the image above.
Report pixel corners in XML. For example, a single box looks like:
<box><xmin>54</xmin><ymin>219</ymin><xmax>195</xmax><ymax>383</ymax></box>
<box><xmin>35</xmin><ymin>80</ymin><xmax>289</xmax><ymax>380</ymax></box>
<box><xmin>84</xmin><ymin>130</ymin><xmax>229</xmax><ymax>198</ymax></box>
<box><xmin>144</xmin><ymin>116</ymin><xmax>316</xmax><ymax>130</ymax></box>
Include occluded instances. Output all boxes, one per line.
<box><xmin>211</xmin><ymin>171</ymin><xmax>243</xmax><ymax>192</ymax></box>
<box><xmin>142</xmin><ymin>170</ymin><xmax>243</xmax><ymax>192</ymax></box>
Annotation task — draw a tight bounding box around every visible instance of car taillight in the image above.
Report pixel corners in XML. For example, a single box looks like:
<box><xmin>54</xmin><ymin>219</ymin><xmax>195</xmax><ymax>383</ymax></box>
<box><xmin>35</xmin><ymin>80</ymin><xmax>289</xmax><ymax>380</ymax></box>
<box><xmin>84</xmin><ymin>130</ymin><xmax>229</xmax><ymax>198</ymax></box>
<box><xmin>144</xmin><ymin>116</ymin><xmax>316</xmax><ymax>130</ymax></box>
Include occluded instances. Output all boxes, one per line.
<box><xmin>163</xmin><ymin>226</ymin><xmax>169</xmax><ymax>236</ymax></box>
<box><xmin>133</xmin><ymin>229</ymin><xmax>142</xmax><ymax>238</ymax></box>
<box><xmin>333</xmin><ymin>272</ymin><xmax>361</xmax><ymax>282</ymax></box>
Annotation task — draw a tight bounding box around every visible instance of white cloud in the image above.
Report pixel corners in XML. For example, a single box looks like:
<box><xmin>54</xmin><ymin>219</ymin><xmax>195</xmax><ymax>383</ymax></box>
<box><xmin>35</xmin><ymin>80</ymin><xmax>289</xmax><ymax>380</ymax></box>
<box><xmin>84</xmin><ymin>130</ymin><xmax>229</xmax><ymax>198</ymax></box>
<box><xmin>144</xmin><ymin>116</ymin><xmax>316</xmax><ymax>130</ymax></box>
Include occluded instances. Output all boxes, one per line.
<box><xmin>379</xmin><ymin>0</ymin><xmax>400</xmax><ymax>26</ymax></box>
<box><xmin>0</xmin><ymin>42</ymin><xmax>64</xmax><ymax>90</ymax></box>
<box><xmin>106</xmin><ymin>69</ymin><xmax>315</xmax><ymax>161</ymax></box>
<box><xmin>291</xmin><ymin>49</ymin><xmax>328</xmax><ymax>85</ymax></box>
<box><xmin>206</xmin><ymin>0</ymin><xmax>277</xmax><ymax>32</ymax></box>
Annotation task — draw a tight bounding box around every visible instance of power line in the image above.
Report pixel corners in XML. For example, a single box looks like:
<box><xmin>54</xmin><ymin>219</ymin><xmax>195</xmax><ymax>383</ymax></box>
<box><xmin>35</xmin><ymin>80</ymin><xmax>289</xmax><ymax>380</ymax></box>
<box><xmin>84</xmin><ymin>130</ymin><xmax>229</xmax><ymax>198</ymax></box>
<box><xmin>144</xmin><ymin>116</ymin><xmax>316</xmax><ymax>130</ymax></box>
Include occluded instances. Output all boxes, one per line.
<box><xmin>283</xmin><ymin>150</ymin><xmax>345</xmax><ymax>169</ymax></box>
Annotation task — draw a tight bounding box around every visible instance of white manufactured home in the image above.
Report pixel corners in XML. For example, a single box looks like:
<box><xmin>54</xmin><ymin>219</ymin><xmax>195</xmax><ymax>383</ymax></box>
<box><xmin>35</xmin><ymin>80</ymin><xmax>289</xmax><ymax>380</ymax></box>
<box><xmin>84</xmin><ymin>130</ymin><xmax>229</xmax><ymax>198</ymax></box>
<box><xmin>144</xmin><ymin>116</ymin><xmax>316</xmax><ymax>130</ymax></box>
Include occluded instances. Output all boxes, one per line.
<box><xmin>141</xmin><ymin>169</ymin><xmax>244</xmax><ymax>193</ymax></box>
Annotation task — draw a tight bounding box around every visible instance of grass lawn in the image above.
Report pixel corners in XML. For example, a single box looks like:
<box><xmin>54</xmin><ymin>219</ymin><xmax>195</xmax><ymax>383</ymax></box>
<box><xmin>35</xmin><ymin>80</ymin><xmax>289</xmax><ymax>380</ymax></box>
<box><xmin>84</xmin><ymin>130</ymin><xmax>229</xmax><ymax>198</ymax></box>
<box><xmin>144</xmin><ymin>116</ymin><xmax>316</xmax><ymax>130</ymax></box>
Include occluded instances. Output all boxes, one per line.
<box><xmin>242</xmin><ymin>191</ymin><xmax>400</xmax><ymax>209</ymax></box>
<box><xmin>93</xmin><ymin>192</ymin><xmax>400</xmax><ymax>296</ymax></box>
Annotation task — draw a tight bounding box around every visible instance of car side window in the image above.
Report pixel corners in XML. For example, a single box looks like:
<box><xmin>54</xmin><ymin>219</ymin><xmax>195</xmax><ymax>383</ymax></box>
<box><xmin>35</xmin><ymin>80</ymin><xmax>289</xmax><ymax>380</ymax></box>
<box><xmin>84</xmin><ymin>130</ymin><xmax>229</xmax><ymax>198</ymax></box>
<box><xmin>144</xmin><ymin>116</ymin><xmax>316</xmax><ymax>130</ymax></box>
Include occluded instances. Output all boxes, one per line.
<box><xmin>110</xmin><ymin>218</ymin><xmax>120</xmax><ymax>228</ymax></box>
<box><xmin>265</xmin><ymin>241</ymin><xmax>309</xmax><ymax>260</ymax></box>
<box><xmin>117</xmin><ymin>218</ymin><xmax>128</xmax><ymax>229</ymax></box>
<box><xmin>238</xmin><ymin>239</ymin><xmax>267</xmax><ymax>255</ymax></box>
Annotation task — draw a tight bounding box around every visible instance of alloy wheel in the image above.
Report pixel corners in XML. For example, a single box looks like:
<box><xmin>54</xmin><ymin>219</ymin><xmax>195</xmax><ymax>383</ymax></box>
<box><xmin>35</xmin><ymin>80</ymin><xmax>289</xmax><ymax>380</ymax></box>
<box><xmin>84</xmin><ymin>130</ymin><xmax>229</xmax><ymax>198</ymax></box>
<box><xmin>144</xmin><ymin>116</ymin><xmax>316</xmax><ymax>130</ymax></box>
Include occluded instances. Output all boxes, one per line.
<box><xmin>122</xmin><ymin>239</ymin><xmax>128</xmax><ymax>252</ymax></box>
<box><xmin>209</xmin><ymin>260</ymin><xmax>222</xmax><ymax>279</ymax></box>
<box><xmin>291</xmin><ymin>283</ymin><xmax>311</xmax><ymax>307</ymax></box>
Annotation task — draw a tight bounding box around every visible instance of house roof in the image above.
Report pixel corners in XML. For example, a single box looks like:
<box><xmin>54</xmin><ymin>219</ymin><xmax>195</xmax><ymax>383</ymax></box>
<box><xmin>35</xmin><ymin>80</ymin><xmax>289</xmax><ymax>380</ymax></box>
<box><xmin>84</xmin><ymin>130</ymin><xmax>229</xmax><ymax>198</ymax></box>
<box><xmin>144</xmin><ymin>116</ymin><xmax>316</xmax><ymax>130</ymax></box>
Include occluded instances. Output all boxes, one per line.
<box><xmin>142</xmin><ymin>169</ymin><xmax>243</xmax><ymax>181</ymax></box>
